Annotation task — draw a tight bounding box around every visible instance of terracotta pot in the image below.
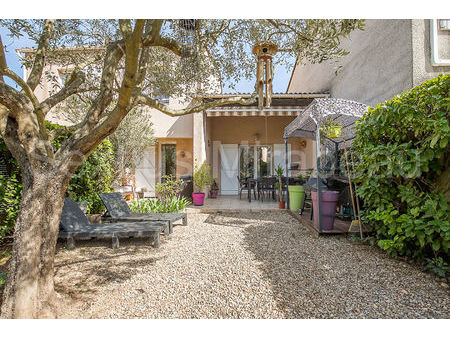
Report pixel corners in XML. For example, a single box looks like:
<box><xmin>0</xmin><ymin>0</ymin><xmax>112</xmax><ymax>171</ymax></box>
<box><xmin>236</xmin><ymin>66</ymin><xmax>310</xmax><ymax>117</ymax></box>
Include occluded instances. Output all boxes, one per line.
<box><xmin>125</xmin><ymin>194</ymin><xmax>133</xmax><ymax>201</ymax></box>
<box><xmin>278</xmin><ymin>201</ymin><xmax>285</xmax><ymax>209</ymax></box>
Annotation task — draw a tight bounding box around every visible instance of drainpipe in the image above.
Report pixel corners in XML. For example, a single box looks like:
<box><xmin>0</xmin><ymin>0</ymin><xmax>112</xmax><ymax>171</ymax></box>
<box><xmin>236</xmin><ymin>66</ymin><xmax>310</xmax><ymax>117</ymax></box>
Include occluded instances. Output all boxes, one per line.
<box><xmin>430</xmin><ymin>19</ymin><xmax>450</xmax><ymax>66</ymax></box>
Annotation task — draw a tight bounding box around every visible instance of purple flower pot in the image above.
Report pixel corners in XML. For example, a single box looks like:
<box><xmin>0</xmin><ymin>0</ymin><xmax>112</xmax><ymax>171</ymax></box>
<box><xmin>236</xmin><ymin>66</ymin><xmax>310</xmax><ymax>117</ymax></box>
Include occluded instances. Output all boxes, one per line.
<box><xmin>311</xmin><ymin>190</ymin><xmax>339</xmax><ymax>230</ymax></box>
<box><xmin>192</xmin><ymin>192</ymin><xmax>205</xmax><ymax>206</ymax></box>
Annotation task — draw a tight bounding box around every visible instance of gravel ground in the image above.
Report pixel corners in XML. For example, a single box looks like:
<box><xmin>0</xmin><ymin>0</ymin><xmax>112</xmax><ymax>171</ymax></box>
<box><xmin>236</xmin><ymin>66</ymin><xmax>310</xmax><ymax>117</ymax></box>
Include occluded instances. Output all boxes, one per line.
<box><xmin>54</xmin><ymin>211</ymin><xmax>449</xmax><ymax>318</ymax></box>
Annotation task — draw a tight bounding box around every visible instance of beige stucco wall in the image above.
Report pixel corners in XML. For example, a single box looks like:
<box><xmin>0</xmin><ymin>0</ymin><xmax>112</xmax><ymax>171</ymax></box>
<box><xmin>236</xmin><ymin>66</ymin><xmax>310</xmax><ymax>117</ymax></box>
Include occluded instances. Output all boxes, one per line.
<box><xmin>289</xmin><ymin>19</ymin><xmax>450</xmax><ymax>106</ymax></box>
<box><xmin>289</xmin><ymin>20</ymin><xmax>414</xmax><ymax>106</ymax></box>
<box><xmin>150</xmin><ymin>108</ymin><xmax>193</xmax><ymax>138</ymax></box>
<box><xmin>411</xmin><ymin>19</ymin><xmax>450</xmax><ymax>86</ymax></box>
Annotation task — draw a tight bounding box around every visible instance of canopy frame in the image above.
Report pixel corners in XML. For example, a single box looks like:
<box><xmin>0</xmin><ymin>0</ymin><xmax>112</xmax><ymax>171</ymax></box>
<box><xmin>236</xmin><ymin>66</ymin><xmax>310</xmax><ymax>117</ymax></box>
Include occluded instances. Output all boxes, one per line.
<box><xmin>283</xmin><ymin>98</ymin><xmax>368</xmax><ymax>232</ymax></box>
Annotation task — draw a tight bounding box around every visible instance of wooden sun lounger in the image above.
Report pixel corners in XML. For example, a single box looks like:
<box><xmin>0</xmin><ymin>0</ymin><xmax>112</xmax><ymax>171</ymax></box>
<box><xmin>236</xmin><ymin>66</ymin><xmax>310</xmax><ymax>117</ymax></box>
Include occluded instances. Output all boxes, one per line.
<box><xmin>59</xmin><ymin>198</ymin><xmax>168</xmax><ymax>249</ymax></box>
<box><xmin>99</xmin><ymin>193</ymin><xmax>187</xmax><ymax>234</ymax></box>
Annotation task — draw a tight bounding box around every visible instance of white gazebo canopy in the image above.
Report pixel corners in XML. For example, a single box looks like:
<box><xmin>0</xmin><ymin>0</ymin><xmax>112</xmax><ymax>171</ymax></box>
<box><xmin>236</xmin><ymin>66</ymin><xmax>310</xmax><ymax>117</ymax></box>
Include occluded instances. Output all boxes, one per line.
<box><xmin>283</xmin><ymin>98</ymin><xmax>369</xmax><ymax>149</ymax></box>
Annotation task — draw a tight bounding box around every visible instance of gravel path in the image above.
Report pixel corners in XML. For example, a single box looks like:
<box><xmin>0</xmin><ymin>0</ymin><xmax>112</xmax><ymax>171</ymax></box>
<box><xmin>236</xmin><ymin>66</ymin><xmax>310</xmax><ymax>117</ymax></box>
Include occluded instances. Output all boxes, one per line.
<box><xmin>54</xmin><ymin>211</ymin><xmax>449</xmax><ymax>318</ymax></box>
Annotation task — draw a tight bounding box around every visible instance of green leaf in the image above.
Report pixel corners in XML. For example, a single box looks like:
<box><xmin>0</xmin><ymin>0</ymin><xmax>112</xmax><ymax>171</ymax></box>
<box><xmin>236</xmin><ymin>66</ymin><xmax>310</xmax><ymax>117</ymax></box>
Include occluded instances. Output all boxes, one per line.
<box><xmin>432</xmin><ymin>239</ymin><xmax>441</xmax><ymax>251</ymax></box>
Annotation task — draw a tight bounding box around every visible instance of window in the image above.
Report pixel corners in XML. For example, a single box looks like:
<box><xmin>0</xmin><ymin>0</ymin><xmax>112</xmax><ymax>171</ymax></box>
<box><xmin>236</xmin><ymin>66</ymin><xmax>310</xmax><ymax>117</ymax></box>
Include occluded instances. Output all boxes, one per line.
<box><xmin>238</xmin><ymin>144</ymin><xmax>273</xmax><ymax>178</ymax></box>
<box><xmin>161</xmin><ymin>144</ymin><xmax>176</xmax><ymax>179</ymax></box>
<box><xmin>239</xmin><ymin>145</ymin><xmax>254</xmax><ymax>178</ymax></box>
<box><xmin>439</xmin><ymin>19</ymin><xmax>450</xmax><ymax>30</ymax></box>
<box><xmin>257</xmin><ymin>145</ymin><xmax>272</xmax><ymax>178</ymax></box>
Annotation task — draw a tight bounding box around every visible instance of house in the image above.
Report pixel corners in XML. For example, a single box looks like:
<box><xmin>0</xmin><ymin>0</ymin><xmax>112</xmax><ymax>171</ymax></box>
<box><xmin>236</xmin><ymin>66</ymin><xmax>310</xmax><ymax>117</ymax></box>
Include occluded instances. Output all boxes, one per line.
<box><xmin>18</xmin><ymin>19</ymin><xmax>448</xmax><ymax>198</ymax></box>
<box><xmin>287</xmin><ymin>19</ymin><xmax>450</xmax><ymax>106</ymax></box>
<box><xmin>190</xmin><ymin>92</ymin><xmax>328</xmax><ymax>195</ymax></box>
<box><xmin>17</xmin><ymin>47</ymin><xmax>325</xmax><ymax>198</ymax></box>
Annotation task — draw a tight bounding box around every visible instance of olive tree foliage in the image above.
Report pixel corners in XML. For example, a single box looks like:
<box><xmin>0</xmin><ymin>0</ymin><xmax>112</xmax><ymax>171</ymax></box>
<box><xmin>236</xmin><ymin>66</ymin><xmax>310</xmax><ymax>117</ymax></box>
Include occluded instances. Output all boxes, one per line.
<box><xmin>109</xmin><ymin>106</ymin><xmax>155</xmax><ymax>185</ymax></box>
<box><xmin>0</xmin><ymin>19</ymin><xmax>364</xmax><ymax>318</ymax></box>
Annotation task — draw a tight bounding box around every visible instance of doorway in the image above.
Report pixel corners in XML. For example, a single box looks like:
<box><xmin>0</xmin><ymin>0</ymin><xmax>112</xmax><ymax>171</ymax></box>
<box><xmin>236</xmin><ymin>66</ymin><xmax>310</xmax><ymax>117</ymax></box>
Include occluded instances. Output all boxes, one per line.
<box><xmin>238</xmin><ymin>145</ymin><xmax>272</xmax><ymax>178</ymax></box>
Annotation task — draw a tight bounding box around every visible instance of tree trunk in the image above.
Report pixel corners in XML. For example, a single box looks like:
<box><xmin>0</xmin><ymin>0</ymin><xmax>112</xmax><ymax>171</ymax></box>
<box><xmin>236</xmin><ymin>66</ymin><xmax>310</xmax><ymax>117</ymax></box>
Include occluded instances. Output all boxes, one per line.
<box><xmin>0</xmin><ymin>168</ymin><xmax>68</xmax><ymax>318</ymax></box>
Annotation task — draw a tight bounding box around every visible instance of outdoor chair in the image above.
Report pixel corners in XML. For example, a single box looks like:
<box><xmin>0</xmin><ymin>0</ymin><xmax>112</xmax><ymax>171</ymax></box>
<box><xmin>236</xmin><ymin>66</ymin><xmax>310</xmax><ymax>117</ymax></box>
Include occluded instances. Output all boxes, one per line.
<box><xmin>59</xmin><ymin>198</ymin><xmax>168</xmax><ymax>249</ymax></box>
<box><xmin>238</xmin><ymin>176</ymin><xmax>256</xmax><ymax>200</ymax></box>
<box><xmin>258</xmin><ymin>177</ymin><xmax>277</xmax><ymax>202</ymax></box>
<box><xmin>99</xmin><ymin>192</ymin><xmax>187</xmax><ymax>234</ymax></box>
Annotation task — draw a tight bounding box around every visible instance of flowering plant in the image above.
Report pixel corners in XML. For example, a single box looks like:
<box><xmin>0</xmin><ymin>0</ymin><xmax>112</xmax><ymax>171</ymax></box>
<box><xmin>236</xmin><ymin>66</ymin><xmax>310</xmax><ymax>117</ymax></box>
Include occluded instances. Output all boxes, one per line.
<box><xmin>155</xmin><ymin>175</ymin><xmax>183</xmax><ymax>201</ymax></box>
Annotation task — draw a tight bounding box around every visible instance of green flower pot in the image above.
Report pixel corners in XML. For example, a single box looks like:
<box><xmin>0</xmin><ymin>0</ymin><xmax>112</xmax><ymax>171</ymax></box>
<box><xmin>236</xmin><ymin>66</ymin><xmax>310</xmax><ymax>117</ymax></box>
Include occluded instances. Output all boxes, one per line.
<box><xmin>288</xmin><ymin>185</ymin><xmax>305</xmax><ymax>212</ymax></box>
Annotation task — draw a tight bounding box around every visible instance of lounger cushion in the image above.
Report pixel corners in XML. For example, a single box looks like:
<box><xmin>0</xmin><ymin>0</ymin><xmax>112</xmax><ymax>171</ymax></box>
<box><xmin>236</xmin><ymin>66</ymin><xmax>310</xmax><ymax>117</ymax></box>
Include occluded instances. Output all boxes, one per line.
<box><xmin>60</xmin><ymin>197</ymin><xmax>168</xmax><ymax>238</ymax></box>
<box><xmin>60</xmin><ymin>197</ymin><xmax>90</xmax><ymax>231</ymax></box>
<box><xmin>99</xmin><ymin>192</ymin><xmax>132</xmax><ymax>217</ymax></box>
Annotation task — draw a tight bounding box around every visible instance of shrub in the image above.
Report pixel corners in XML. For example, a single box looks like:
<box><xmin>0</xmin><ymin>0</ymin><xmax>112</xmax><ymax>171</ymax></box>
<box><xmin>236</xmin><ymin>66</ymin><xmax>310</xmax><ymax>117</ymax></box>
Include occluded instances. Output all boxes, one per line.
<box><xmin>46</xmin><ymin>122</ymin><xmax>115</xmax><ymax>214</ymax></box>
<box><xmin>353</xmin><ymin>74</ymin><xmax>449</xmax><ymax>265</ymax></box>
<box><xmin>193</xmin><ymin>159</ymin><xmax>213</xmax><ymax>193</ymax></box>
<box><xmin>156</xmin><ymin>175</ymin><xmax>183</xmax><ymax>200</ymax></box>
<box><xmin>66</xmin><ymin>139</ymin><xmax>115</xmax><ymax>213</ymax></box>
<box><xmin>0</xmin><ymin>136</ymin><xmax>22</xmax><ymax>240</ymax></box>
<box><xmin>0</xmin><ymin>123</ymin><xmax>115</xmax><ymax>240</ymax></box>
<box><xmin>129</xmin><ymin>196</ymin><xmax>190</xmax><ymax>213</ymax></box>
<box><xmin>0</xmin><ymin>173</ymin><xmax>21</xmax><ymax>239</ymax></box>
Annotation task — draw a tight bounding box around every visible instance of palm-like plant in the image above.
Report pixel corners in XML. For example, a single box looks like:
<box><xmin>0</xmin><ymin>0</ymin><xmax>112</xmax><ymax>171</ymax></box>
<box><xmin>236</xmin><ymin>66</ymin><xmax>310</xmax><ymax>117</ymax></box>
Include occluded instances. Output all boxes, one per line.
<box><xmin>275</xmin><ymin>164</ymin><xmax>284</xmax><ymax>202</ymax></box>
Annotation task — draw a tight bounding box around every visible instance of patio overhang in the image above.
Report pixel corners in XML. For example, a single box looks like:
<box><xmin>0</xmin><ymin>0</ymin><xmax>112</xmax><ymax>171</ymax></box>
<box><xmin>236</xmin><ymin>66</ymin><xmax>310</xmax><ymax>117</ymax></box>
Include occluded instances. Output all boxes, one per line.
<box><xmin>202</xmin><ymin>92</ymin><xmax>330</xmax><ymax>117</ymax></box>
<box><xmin>206</xmin><ymin>106</ymin><xmax>305</xmax><ymax>117</ymax></box>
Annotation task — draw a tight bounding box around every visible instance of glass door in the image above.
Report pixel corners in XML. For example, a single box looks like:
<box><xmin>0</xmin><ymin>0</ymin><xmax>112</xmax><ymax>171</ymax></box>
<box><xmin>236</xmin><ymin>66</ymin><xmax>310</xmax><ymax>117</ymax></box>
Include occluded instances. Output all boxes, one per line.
<box><xmin>239</xmin><ymin>145</ymin><xmax>255</xmax><ymax>179</ymax></box>
<box><xmin>238</xmin><ymin>145</ymin><xmax>272</xmax><ymax>179</ymax></box>
<box><xmin>256</xmin><ymin>145</ymin><xmax>272</xmax><ymax>178</ymax></box>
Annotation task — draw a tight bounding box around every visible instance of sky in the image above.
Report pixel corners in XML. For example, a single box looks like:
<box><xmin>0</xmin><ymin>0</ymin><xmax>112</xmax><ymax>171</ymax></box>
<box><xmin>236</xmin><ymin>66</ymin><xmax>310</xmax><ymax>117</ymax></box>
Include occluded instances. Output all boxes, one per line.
<box><xmin>0</xmin><ymin>25</ymin><xmax>293</xmax><ymax>94</ymax></box>
<box><xmin>1</xmin><ymin>26</ymin><xmax>33</xmax><ymax>90</ymax></box>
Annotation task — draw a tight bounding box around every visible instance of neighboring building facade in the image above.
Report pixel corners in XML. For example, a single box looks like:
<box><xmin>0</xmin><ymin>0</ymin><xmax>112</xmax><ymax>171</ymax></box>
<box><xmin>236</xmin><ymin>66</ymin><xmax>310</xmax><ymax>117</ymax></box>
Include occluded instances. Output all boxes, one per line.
<box><xmin>288</xmin><ymin>19</ymin><xmax>450</xmax><ymax>106</ymax></box>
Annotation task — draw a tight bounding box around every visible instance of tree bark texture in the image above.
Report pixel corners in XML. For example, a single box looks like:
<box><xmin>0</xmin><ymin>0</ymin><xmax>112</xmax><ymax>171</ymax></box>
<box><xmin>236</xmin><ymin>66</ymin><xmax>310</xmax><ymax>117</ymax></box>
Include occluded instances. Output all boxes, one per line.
<box><xmin>0</xmin><ymin>164</ymin><xmax>69</xmax><ymax>318</ymax></box>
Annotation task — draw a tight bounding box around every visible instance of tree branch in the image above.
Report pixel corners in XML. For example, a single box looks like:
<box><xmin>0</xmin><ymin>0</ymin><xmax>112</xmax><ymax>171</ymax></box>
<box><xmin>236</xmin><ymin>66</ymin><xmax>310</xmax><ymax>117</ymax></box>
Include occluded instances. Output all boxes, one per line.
<box><xmin>0</xmin><ymin>35</ymin><xmax>7</xmax><ymax>83</ymax></box>
<box><xmin>266</xmin><ymin>19</ymin><xmax>314</xmax><ymax>43</ymax></box>
<box><xmin>26</xmin><ymin>19</ymin><xmax>55</xmax><ymax>91</ymax></box>
<box><xmin>0</xmin><ymin>82</ymin><xmax>31</xmax><ymax>117</ymax></box>
<box><xmin>141</xmin><ymin>19</ymin><xmax>163</xmax><ymax>45</ymax></box>
<box><xmin>134</xmin><ymin>94</ymin><xmax>257</xmax><ymax>117</ymax></box>
<box><xmin>56</xmin><ymin>22</ymin><xmax>145</xmax><ymax>160</ymax></box>
<box><xmin>40</xmin><ymin>71</ymin><xmax>86</xmax><ymax>115</ymax></box>
<box><xmin>0</xmin><ymin>68</ymin><xmax>41</xmax><ymax>110</ymax></box>
<box><xmin>119</xmin><ymin>19</ymin><xmax>133</xmax><ymax>39</ymax></box>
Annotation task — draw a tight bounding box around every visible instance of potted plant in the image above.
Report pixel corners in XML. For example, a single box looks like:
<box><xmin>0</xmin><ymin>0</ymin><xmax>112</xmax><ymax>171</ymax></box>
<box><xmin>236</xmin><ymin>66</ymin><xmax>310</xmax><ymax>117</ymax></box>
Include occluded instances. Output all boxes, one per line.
<box><xmin>275</xmin><ymin>164</ymin><xmax>285</xmax><ymax>209</ymax></box>
<box><xmin>192</xmin><ymin>159</ymin><xmax>213</xmax><ymax>206</ymax></box>
<box><xmin>210</xmin><ymin>179</ymin><xmax>219</xmax><ymax>199</ymax></box>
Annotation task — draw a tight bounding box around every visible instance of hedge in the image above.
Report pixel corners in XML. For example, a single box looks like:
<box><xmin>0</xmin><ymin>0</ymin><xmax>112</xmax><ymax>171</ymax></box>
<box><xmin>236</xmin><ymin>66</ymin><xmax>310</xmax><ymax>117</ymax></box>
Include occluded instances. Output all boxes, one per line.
<box><xmin>353</xmin><ymin>74</ymin><xmax>449</xmax><ymax>265</ymax></box>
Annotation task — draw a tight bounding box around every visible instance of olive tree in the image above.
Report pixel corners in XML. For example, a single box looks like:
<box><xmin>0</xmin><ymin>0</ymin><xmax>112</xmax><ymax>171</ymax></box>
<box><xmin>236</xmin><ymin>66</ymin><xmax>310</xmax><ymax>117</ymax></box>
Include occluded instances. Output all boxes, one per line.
<box><xmin>0</xmin><ymin>19</ymin><xmax>364</xmax><ymax>318</ymax></box>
